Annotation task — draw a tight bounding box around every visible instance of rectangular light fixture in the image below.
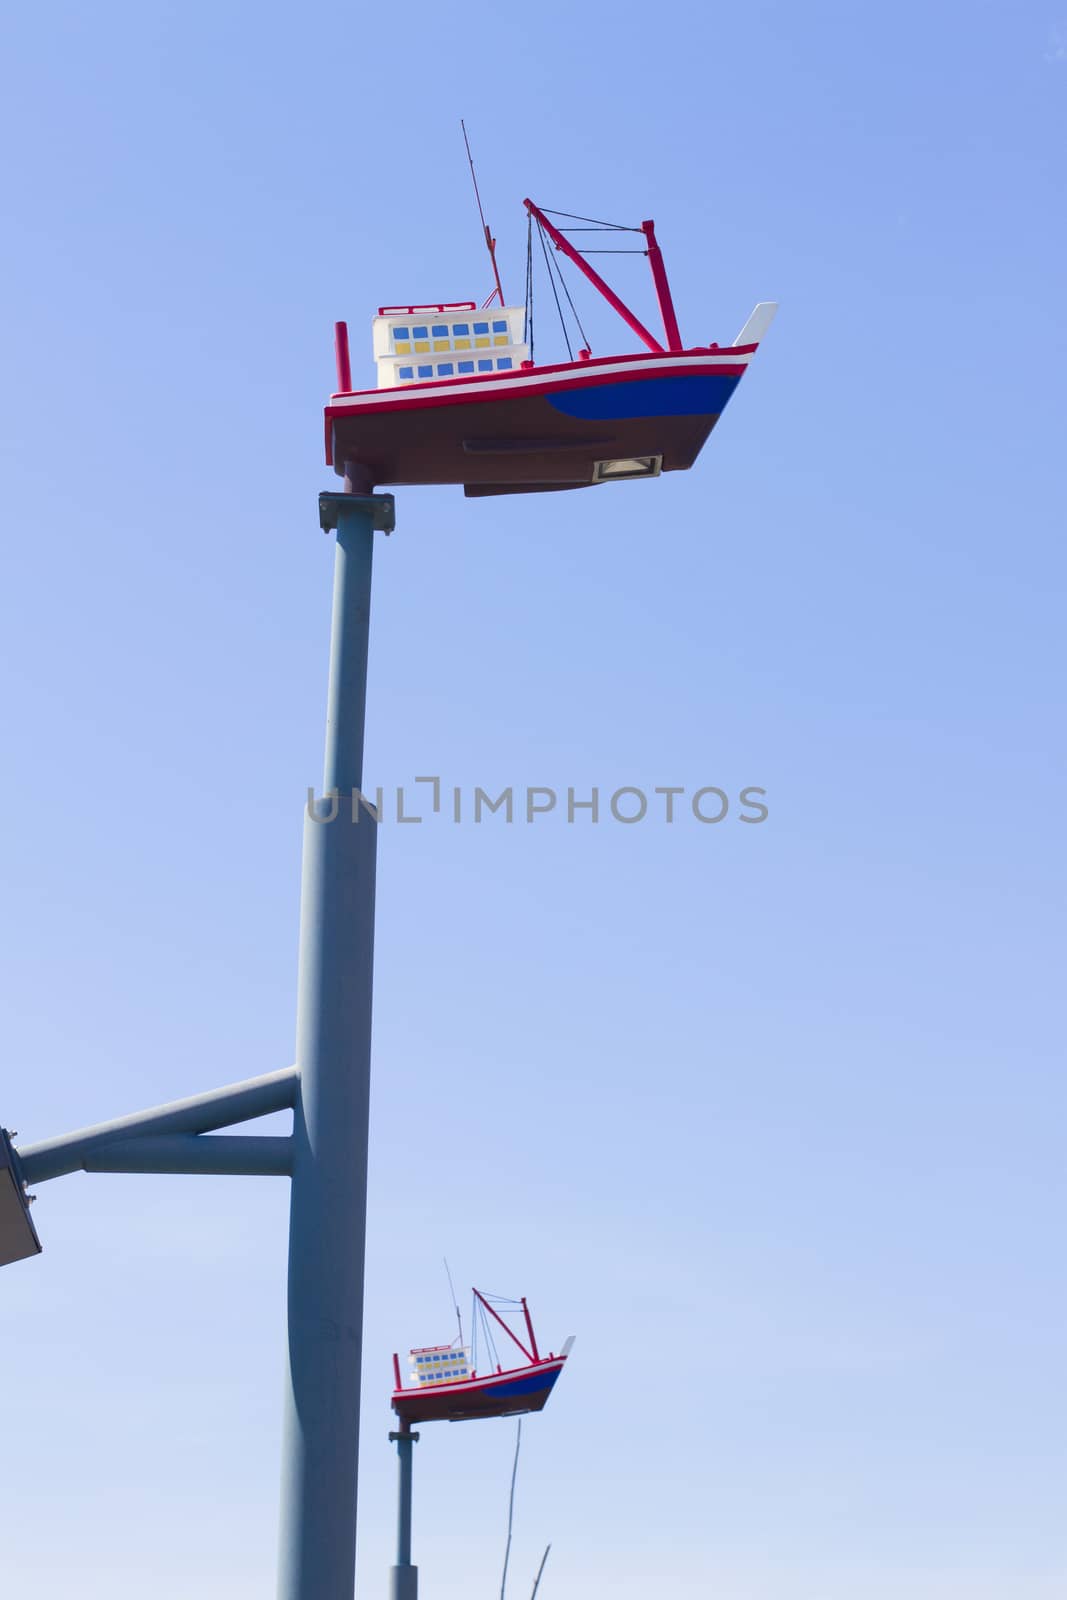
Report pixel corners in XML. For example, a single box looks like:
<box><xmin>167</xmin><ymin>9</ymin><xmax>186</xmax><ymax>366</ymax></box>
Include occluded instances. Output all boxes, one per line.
<box><xmin>592</xmin><ymin>455</ymin><xmax>663</xmax><ymax>483</ymax></box>
<box><xmin>0</xmin><ymin>1129</ymin><xmax>41</xmax><ymax>1267</ymax></box>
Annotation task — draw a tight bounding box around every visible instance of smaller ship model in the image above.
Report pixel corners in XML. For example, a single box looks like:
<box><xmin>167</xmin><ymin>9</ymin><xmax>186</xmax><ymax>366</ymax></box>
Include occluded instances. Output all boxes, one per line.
<box><xmin>327</xmin><ymin>178</ymin><xmax>776</xmax><ymax>497</ymax></box>
<box><xmin>392</xmin><ymin>1287</ymin><xmax>574</xmax><ymax>1425</ymax></box>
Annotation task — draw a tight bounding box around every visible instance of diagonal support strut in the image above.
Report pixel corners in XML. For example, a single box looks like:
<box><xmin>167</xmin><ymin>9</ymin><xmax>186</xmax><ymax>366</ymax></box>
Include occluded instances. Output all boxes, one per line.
<box><xmin>16</xmin><ymin>1066</ymin><xmax>298</xmax><ymax>1183</ymax></box>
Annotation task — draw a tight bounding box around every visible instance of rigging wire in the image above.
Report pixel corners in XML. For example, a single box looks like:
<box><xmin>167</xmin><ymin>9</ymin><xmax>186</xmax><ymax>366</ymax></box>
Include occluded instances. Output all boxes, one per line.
<box><xmin>551</xmin><ymin>252</ymin><xmax>593</xmax><ymax>353</ymax></box>
<box><xmin>473</xmin><ymin>1292</ymin><xmax>502</xmax><ymax>1373</ymax></box>
<box><xmin>537</xmin><ymin>220</ymin><xmax>593</xmax><ymax>355</ymax></box>
<box><xmin>530</xmin><ymin>1544</ymin><xmax>551</xmax><ymax>1600</ymax></box>
<box><xmin>529</xmin><ymin>206</ymin><xmax>648</xmax><ymax>358</ymax></box>
<box><xmin>443</xmin><ymin>1257</ymin><xmax>464</xmax><ymax>1348</ymax></box>
<box><xmin>536</xmin><ymin>219</ymin><xmax>574</xmax><ymax>362</ymax></box>
<box><xmin>500</xmin><ymin>1419</ymin><xmax>523</xmax><ymax>1600</ymax></box>
<box><xmin>482</xmin><ymin>1301</ymin><xmax>501</xmax><ymax>1370</ymax></box>
<box><xmin>542</xmin><ymin>207</ymin><xmax>641</xmax><ymax>231</ymax></box>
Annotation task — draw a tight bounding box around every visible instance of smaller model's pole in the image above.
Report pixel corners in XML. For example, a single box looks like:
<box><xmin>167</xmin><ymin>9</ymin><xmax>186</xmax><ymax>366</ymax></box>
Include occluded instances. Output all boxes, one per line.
<box><xmin>640</xmin><ymin>221</ymin><xmax>683</xmax><ymax>351</ymax></box>
<box><xmin>389</xmin><ymin>1424</ymin><xmax>420</xmax><ymax>1600</ymax></box>
<box><xmin>520</xmin><ymin>1297</ymin><xmax>540</xmax><ymax>1362</ymax></box>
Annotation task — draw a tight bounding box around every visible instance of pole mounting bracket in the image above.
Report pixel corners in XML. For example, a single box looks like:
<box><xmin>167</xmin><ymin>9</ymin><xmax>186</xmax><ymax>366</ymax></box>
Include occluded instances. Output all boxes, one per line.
<box><xmin>319</xmin><ymin>492</ymin><xmax>396</xmax><ymax>536</ymax></box>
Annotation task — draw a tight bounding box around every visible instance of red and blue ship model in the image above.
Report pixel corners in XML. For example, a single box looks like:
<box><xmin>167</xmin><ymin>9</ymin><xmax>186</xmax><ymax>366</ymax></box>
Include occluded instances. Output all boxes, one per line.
<box><xmin>392</xmin><ymin>1288</ymin><xmax>575</xmax><ymax>1426</ymax></box>
<box><xmin>326</xmin><ymin>192</ymin><xmax>776</xmax><ymax>497</ymax></box>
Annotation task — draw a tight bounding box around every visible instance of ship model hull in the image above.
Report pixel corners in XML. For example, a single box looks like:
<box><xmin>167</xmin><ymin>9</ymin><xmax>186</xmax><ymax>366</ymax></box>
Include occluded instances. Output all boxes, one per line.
<box><xmin>326</xmin><ymin>347</ymin><xmax>755</xmax><ymax>497</ymax></box>
<box><xmin>392</xmin><ymin>1355</ymin><xmax>567</xmax><ymax>1425</ymax></box>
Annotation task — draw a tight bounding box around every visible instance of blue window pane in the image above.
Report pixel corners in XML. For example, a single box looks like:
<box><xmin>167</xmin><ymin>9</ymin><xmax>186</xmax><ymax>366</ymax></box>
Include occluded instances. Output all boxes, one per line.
<box><xmin>437</xmin><ymin>362</ymin><xmax>454</xmax><ymax>376</ymax></box>
<box><xmin>497</xmin><ymin>356</ymin><xmax>513</xmax><ymax>369</ymax></box>
<box><xmin>457</xmin><ymin>360</ymin><xmax>474</xmax><ymax>372</ymax></box>
<box><xmin>418</xmin><ymin>364</ymin><xmax>433</xmax><ymax>377</ymax></box>
<box><xmin>432</xmin><ymin>324</ymin><xmax>448</xmax><ymax>337</ymax></box>
<box><xmin>452</xmin><ymin>322</ymin><xmax>469</xmax><ymax>335</ymax></box>
<box><xmin>413</xmin><ymin>325</ymin><xmax>428</xmax><ymax>338</ymax></box>
<box><xmin>393</xmin><ymin>326</ymin><xmax>409</xmax><ymax>340</ymax></box>
<box><xmin>473</xmin><ymin>321</ymin><xmax>489</xmax><ymax>335</ymax></box>
<box><xmin>492</xmin><ymin>320</ymin><xmax>508</xmax><ymax>333</ymax></box>
<box><xmin>398</xmin><ymin>366</ymin><xmax>413</xmax><ymax>379</ymax></box>
<box><xmin>478</xmin><ymin>359</ymin><xmax>493</xmax><ymax>371</ymax></box>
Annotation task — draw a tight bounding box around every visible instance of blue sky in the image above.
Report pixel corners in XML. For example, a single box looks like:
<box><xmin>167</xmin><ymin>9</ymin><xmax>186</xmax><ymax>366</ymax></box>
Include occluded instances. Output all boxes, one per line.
<box><xmin>1</xmin><ymin>1</ymin><xmax>1065</xmax><ymax>1596</ymax></box>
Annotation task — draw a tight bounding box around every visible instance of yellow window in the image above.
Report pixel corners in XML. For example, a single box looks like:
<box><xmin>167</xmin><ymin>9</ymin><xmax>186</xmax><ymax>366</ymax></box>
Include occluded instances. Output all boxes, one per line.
<box><xmin>493</xmin><ymin>334</ymin><xmax>508</xmax><ymax>346</ymax></box>
<box><xmin>454</xmin><ymin>337</ymin><xmax>471</xmax><ymax>350</ymax></box>
<box><xmin>394</xmin><ymin>341</ymin><xmax>411</xmax><ymax>355</ymax></box>
<box><xmin>414</xmin><ymin>340</ymin><xmax>429</xmax><ymax>354</ymax></box>
<box><xmin>433</xmin><ymin>338</ymin><xmax>450</xmax><ymax>353</ymax></box>
<box><xmin>475</xmin><ymin>336</ymin><xmax>490</xmax><ymax>348</ymax></box>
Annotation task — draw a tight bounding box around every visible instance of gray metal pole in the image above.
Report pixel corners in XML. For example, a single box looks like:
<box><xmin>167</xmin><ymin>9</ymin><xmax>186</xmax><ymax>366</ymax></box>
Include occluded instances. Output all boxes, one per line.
<box><xmin>389</xmin><ymin>1427</ymin><xmax>419</xmax><ymax>1600</ymax></box>
<box><xmin>277</xmin><ymin>490</ymin><xmax>393</xmax><ymax>1600</ymax></box>
<box><xmin>76</xmin><ymin>1134</ymin><xmax>292</xmax><ymax>1176</ymax></box>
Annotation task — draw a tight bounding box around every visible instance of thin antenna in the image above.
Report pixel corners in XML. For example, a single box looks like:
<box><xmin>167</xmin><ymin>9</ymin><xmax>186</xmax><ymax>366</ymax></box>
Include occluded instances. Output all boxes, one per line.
<box><xmin>500</xmin><ymin>1418</ymin><xmax>522</xmax><ymax>1600</ymax></box>
<box><xmin>530</xmin><ymin>1543</ymin><xmax>551</xmax><ymax>1599</ymax></box>
<box><xmin>461</xmin><ymin>118</ymin><xmax>505</xmax><ymax>308</ymax></box>
<box><xmin>443</xmin><ymin>1256</ymin><xmax>464</xmax><ymax>1347</ymax></box>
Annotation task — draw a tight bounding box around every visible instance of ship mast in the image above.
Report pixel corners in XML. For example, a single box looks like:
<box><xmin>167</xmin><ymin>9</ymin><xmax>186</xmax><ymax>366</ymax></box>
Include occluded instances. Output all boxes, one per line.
<box><xmin>462</xmin><ymin>119</ymin><xmax>505</xmax><ymax>309</ymax></box>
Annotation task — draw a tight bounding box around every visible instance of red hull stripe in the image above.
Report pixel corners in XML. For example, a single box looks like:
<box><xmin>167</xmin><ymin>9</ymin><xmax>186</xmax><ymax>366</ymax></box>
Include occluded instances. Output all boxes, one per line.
<box><xmin>332</xmin><ymin>346</ymin><xmax>754</xmax><ymax>401</ymax></box>
<box><xmin>359</xmin><ymin>343</ymin><xmax>757</xmax><ymax>393</ymax></box>
<box><xmin>326</xmin><ymin>364</ymin><xmax>748</xmax><ymax>424</ymax></box>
